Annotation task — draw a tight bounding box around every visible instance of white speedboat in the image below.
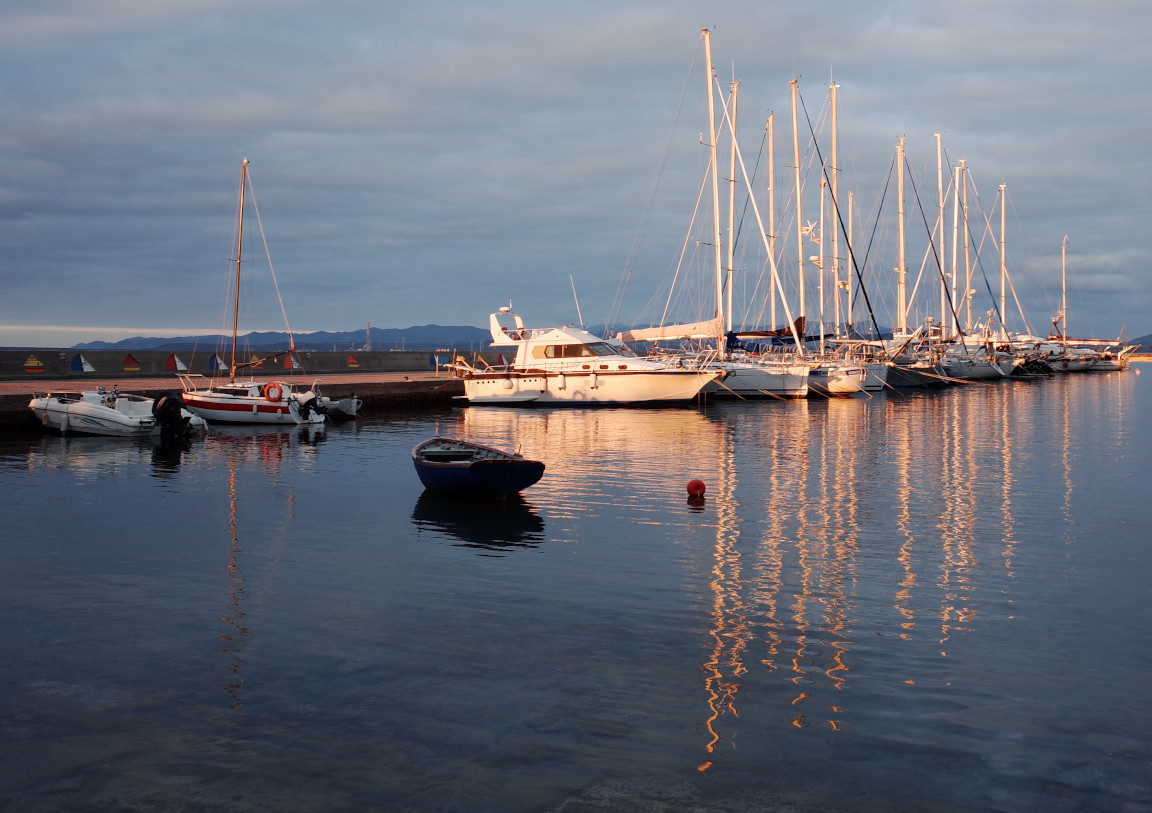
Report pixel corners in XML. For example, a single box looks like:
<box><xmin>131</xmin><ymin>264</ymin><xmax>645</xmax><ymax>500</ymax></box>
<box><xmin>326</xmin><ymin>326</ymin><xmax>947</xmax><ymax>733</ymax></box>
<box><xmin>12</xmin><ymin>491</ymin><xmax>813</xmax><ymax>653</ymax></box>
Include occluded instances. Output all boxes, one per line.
<box><xmin>178</xmin><ymin>374</ymin><xmax>327</xmax><ymax>425</ymax></box>
<box><xmin>452</xmin><ymin>307</ymin><xmax>720</xmax><ymax>405</ymax></box>
<box><xmin>29</xmin><ymin>387</ymin><xmax>207</xmax><ymax>437</ymax></box>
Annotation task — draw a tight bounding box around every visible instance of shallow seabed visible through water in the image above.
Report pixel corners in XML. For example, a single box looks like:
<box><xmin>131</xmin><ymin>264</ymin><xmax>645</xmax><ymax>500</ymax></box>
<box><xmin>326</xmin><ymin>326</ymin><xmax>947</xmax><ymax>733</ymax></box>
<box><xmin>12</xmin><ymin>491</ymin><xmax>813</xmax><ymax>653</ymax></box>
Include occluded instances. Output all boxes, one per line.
<box><xmin>1</xmin><ymin>370</ymin><xmax>1150</xmax><ymax>812</ymax></box>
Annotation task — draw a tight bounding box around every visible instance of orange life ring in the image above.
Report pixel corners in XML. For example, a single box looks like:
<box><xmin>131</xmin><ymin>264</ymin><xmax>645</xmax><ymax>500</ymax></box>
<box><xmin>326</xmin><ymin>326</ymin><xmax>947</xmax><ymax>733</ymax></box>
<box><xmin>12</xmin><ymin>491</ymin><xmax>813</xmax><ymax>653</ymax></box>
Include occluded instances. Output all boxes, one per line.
<box><xmin>263</xmin><ymin>383</ymin><xmax>283</xmax><ymax>402</ymax></box>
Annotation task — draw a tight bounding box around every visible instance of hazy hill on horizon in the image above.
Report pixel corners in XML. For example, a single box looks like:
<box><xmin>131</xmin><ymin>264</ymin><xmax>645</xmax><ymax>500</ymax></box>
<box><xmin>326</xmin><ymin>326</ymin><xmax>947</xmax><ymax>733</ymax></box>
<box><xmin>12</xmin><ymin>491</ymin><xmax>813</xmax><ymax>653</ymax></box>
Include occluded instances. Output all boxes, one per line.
<box><xmin>70</xmin><ymin>324</ymin><xmax>493</xmax><ymax>352</ymax></box>
<box><xmin>6</xmin><ymin>325</ymin><xmax>1149</xmax><ymax>353</ymax></box>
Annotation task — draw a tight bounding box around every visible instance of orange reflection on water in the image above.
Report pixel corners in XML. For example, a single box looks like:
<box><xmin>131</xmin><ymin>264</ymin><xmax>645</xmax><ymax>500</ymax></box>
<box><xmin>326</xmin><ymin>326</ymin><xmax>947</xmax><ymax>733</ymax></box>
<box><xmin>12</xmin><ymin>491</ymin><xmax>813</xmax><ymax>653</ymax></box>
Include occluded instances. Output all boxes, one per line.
<box><xmin>450</xmin><ymin>375</ymin><xmax>1139</xmax><ymax>759</ymax></box>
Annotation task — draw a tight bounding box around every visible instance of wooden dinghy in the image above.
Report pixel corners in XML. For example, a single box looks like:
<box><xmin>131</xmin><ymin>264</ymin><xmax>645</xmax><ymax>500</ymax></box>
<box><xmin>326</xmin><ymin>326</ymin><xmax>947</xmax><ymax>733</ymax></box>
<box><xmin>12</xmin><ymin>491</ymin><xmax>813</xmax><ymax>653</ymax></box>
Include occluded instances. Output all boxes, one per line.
<box><xmin>412</xmin><ymin>437</ymin><xmax>545</xmax><ymax>499</ymax></box>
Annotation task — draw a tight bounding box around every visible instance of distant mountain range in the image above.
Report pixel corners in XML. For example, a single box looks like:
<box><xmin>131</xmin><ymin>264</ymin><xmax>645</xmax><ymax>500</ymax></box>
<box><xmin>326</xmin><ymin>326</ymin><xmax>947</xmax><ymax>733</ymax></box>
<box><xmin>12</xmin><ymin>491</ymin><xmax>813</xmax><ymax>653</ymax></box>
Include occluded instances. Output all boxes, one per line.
<box><xmin>22</xmin><ymin>324</ymin><xmax>1152</xmax><ymax>353</ymax></box>
<box><xmin>72</xmin><ymin>325</ymin><xmax>493</xmax><ymax>351</ymax></box>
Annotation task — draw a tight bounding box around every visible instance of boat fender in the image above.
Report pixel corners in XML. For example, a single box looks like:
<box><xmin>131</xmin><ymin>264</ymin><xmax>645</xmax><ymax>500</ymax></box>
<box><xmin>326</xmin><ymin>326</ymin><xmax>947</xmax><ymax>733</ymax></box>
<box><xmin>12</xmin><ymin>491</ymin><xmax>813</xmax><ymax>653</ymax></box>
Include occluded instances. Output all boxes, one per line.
<box><xmin>501</xmin><ymin>378</ymin><xmax>514</xmax><ymax>390</ymax></box>
<box><xmin>557</xmin><ymin>373</ymin><xmax>566</xmax><ymax>390</ymax></box>
<box><xmin>590</xmin><ymin>372</ymin><xmax>598</xmax><ymax>389</ymax></box>
<box><xmin>263</xmin><ymin>383</ymin><xmax>283</xmax><ymax>402</ymax></box>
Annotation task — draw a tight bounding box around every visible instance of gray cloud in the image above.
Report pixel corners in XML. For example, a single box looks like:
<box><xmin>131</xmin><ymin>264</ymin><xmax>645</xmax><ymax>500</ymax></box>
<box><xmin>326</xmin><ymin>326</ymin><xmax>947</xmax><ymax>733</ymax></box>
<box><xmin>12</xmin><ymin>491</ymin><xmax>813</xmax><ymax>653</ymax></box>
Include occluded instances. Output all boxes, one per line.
<box><xmin>2</xmin><ymin>0</ymin><xmax>1149</xmax><ymax>345</ymax></box>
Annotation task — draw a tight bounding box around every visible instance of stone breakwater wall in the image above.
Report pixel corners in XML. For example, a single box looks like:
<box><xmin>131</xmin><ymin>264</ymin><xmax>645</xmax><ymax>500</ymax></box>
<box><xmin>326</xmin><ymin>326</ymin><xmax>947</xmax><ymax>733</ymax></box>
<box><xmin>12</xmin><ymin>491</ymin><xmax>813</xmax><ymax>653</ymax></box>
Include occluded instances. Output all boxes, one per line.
<box><xmin>0</xmin><ymin>349</ymin><xmax>464</xmax><ymax>380</ymax></box>
<box><xmin>0</xmin><ymin>349</ymin><xmax>510</xmax><ymax>434</ymax></box>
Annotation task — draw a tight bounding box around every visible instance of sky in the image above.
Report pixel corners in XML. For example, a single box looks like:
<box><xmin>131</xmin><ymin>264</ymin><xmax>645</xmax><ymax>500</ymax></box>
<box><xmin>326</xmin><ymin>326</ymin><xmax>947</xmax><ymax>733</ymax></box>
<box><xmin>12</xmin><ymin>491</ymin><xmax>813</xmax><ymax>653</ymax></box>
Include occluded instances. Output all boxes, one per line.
<box><xmin>2</xmin><ymin>0</ymin><xmax>1150</xmax><ymax>347</ymax></box>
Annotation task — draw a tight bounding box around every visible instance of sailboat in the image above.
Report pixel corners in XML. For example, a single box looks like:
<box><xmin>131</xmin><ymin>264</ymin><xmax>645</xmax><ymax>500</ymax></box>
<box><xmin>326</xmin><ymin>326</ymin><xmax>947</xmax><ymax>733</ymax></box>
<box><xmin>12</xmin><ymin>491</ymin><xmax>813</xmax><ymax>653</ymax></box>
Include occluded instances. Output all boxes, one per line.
<box><xmin>1042</xmin><ymin>236</ymin><xmax>1134</xmax><ymax>373</ymax></box>
<box><xmin>179</xmin><ymin>159</ymin><xmax>328</xmax><ymax>425</ymax></box>
<box><xmin>618</xmin><ymin>29</ymin><xmax>809</xmax><ymax>399</ymax></box>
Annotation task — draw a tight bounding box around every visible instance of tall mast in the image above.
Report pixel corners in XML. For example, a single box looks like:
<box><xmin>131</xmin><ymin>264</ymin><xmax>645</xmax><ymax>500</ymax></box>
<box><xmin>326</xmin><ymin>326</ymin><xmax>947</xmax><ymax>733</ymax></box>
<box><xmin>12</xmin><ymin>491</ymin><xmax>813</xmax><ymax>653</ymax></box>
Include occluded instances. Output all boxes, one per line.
<box><xmin>767</xmin><ymin>112</ymin><xmax>777</xmax><ymax>329</ymax></box>
<box><xmin>935</xmin><ymin>133</ymin><xmax>946</xmax><ymax>335</ymax></box>
<box><xmin>703</xmin><ymin>29</ymin><xmax>724</xmax><ymax>353</ymax></box>
<box><xmin>816</xmin><ymin>175</ymin><xmax>826</xmax><ymax>353</ymax></box>
<box><xmin>896</xmin><ymin>137</ymin><xmax>907</xmax><ymax>335</ymax></box>
<box><xmin>998</xmin><ymin>183</ymin><xmax>1008</xmax><ymax>338</ymax></box>
<box><xmin>961</xmin><ymin>160</ymin><xmax>972</xmax><ymax>333</ymax></box>
<box><xmin>230</xmin><ymin>158</ymin><xmax>248</xmax><ymax>383</ymax></box>
<box><xmin>950</xmin><ymin>162</ymin><xmax>961</xmax><ymax>337</ymax></box>
<box><xmin>790</xmin><ymin>78</ymin><xmax>805</xmax><ymax>322</ymax></box>
<box><xmin>829</xmin><ymin>80</ymin><xmax>841</xmax><ymax>336</ymax></box>
<box><xmin>1060</xmin><ymin>235</ymin><xmax>1069</xmax><ymax>347</ymax></box>
<box><xmin>726</xmin><ymin>79</ymin><xmax>739</xmax><ymax>334</ymax></box>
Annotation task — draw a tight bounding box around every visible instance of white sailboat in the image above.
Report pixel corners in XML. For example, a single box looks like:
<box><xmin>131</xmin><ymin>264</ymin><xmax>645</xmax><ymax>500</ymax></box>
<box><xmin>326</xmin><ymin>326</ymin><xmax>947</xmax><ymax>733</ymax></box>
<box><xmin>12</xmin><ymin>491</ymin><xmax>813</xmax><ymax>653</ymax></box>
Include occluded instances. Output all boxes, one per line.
<box><xmin>1043</xmin><ymin>236</ymin><xmax>1134</xmax><ymax>373</ymax></box>
<box><xmin>179</xmin><ymin>159</ymin><xmax>329</xmax><ymax>425</ymax></box>
<box><xmin>618</xmin><ymin>29</ymin><xmax>809</xmax><ymax>399</ymax></box>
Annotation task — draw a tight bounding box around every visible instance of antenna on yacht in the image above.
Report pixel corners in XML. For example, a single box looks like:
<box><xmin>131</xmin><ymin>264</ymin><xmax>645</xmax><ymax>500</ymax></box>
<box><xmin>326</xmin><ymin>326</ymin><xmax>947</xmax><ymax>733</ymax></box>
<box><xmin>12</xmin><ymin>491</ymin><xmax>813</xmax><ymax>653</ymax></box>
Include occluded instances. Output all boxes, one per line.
<box><xmin>570</xmin><ymin>275</ymin><xmax>585</xmax><ymax>329</ymax></box>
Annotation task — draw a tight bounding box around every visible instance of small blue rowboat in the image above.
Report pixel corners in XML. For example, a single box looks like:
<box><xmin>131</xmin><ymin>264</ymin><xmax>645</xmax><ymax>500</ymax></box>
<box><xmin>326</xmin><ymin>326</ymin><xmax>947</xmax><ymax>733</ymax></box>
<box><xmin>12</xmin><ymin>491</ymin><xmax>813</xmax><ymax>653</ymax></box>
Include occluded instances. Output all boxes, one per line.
<box><xmin>412</xmin><ymin>437</ymin><xmax>545</xmax><ymax>499</ymax></box>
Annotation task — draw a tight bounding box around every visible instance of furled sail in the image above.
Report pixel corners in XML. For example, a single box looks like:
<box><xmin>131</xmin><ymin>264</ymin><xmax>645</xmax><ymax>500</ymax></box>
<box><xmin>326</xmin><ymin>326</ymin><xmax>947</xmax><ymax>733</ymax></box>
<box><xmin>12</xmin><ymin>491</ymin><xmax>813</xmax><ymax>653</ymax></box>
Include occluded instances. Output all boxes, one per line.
<box><xmin>617</xmin><ymin>316</ymin><xmax>724</xmax><ymax>344</ymax></box>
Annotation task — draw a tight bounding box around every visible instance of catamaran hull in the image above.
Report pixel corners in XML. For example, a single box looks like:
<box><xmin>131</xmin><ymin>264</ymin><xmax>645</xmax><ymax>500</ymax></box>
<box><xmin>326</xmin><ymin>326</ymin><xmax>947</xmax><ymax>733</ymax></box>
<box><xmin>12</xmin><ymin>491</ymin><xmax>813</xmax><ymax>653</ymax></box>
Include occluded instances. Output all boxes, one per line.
<box><xmin>459</xmin><ymin>370</ymin><xmax>717</xmax><ymax>405</ymax></box>
<box><xmin>887</xmin><ymin>365</ymin><xmax>951</xmax><ymax>388</ymax></box>
<box><xmin>702</xmin><ymin>363</ymin><xmax>809</xmax><ymax>398</ymax></box>
<box><xmin>862</xmin><ymin>362</ymin><xmax>892</xmax><ymax>391</ymax></box>
<box><xmin>808</xmin><ymin>364</ymin><xmax>867</xmax><ymax>396</ymax></box>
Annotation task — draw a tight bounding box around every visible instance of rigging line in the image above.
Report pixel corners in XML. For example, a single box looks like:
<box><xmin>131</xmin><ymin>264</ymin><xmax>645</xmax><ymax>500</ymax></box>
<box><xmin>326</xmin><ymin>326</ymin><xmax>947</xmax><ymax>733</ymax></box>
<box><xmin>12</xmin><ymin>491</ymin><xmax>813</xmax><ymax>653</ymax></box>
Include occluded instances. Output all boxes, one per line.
<box><xmin>957</xmin><ymin>182</ymin><xmax>1009</xmax><ymax>336</ymax></box>
<box><xmin>1000</xmin><ymin>189</ymin><xmax>1035</xmax><ymax>336</ymax></box>
<box><xmin>853</xmin><ymin>154</ymin><xmax>895</xmax><ymax>334</ymax></box>
<box><xmin>243</xmin><ymin>169</ymin><xmax>298</xmax><ymax>355</ymax></box>
<box><xmin>903</xmin><ymin>158</ymin><xmax>964</xmax><ymax>334</ymax></box>
<box><xmin>796</xmin><ymin>86</ymin><xmax>883</xmax><ymax>341</ymax></box>
<box><xmin>609</xmin><ymin>33</ymin><xmax>705</xmax><ymax>333</ymax></box>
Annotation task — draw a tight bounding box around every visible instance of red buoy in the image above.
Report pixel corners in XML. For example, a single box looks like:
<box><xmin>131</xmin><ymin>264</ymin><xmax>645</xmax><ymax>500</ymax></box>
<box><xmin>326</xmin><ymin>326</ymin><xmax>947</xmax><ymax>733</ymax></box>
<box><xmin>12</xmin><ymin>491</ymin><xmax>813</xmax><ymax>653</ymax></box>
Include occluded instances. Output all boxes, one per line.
<box><xmin>687</xmin><ymin>479</ymin><xmax>706</xmax><ymax>497</ymax></box>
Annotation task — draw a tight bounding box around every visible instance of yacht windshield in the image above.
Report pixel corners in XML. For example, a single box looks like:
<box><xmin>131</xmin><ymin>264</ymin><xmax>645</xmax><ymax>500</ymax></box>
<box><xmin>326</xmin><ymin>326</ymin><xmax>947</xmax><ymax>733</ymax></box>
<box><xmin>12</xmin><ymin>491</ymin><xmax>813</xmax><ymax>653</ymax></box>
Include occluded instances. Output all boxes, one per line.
<box><xmin>586</xmin><ymin>342</ymin><xmax>623</xmax><ymax>357</ymax></box>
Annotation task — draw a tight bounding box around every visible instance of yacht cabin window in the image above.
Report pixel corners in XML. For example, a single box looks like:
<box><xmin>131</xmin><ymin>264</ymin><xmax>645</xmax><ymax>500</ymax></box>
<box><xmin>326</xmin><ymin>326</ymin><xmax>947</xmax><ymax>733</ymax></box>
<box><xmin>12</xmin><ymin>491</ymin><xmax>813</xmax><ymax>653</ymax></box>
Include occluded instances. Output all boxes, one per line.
<box><xmin>534</xmin><ymin>341</ymin><xmax>630</xmax><ymax>360</ymax></box>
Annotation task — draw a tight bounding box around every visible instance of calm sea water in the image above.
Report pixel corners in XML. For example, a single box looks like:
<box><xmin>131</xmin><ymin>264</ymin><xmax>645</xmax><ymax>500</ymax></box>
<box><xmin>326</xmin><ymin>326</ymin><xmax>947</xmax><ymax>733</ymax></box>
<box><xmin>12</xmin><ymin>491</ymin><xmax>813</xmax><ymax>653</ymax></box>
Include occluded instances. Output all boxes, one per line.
<box><xmin>1</xmin><ymin>371</ymin><xmax>1149</xmax><ymax>812</ymax></box>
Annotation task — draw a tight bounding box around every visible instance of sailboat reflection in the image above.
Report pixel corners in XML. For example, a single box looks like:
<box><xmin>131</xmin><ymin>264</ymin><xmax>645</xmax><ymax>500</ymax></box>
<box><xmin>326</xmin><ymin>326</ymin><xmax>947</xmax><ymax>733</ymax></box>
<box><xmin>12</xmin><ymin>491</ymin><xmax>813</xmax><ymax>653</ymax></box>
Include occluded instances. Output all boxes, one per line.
<box><xmin>220</xmin><ymin>451</ymin><xmax>249</xmax><ymax>708</ymax></box>
<box><xmin>411</xmin><ymin>491</ymin><xmax>546</xmax><ymax>554</ymax></box>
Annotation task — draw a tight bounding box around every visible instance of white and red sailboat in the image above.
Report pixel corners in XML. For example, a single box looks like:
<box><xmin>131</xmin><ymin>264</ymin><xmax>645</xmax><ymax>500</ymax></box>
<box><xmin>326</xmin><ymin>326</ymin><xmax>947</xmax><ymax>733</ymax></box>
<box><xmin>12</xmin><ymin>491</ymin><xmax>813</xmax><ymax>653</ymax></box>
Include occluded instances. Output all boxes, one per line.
<box><xmin>179</xmin><ymin>159</ymin><xmax>329</xmax><ymax>425</ymax></box>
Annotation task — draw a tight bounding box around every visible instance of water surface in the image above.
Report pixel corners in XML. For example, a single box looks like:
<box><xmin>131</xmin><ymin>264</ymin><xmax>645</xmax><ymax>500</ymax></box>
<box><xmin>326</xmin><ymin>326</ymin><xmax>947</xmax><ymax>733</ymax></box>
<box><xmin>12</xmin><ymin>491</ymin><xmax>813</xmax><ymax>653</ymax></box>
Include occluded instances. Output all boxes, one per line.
<box><xmin>1</xmin><ymin>371</ymin><xmax>1149</xmax><ymax>812</ymax></box>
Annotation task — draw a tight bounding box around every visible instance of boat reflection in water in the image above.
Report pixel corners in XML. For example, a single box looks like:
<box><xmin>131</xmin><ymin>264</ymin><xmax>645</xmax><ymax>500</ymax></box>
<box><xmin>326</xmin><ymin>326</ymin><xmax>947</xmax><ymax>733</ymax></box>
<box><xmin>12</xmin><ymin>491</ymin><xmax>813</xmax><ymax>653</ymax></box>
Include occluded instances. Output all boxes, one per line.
<box><xmin>201</xmin><ymin>427</ymin><xmax>318</xmax><ymax>707</ymax></box>
<box><xmin>686</xmin><ymin>378</ymin><xmax>1108</xmax><ymax>759</ymax></box>
<box><xmin>411</xmin><ymin>491</ymin><xmax>546</xmax><ymax>554</ymax></box>
<box><xmin>454</xmin><ymin>375</ymin><xmax>1134</xmax><ymax>768</ymax></box>
<box><xmin>23</xmin><ymin>432</ymin><xmax>203</xmax><ymax>482</ymax></box>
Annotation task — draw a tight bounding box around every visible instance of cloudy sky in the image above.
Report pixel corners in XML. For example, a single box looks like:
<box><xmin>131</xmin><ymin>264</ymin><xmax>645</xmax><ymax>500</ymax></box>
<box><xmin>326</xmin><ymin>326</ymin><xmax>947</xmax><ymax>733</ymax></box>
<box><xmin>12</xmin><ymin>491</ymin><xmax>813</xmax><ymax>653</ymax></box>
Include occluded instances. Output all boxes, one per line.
<box><xmin>2</xmin><ymin>0</ymin><xmax>1149</xmax><ymax>347</ymax></box>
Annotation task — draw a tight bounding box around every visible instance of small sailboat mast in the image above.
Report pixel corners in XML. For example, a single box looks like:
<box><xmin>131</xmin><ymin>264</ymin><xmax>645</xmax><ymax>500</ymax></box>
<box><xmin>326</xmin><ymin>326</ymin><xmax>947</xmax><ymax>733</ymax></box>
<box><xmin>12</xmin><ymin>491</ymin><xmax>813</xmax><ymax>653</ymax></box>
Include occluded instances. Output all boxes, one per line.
<box><xmin>896</xmin><ymin>137</ymin><xmax>908</xmax><ymax>335</ymax></box>
<box><xmin>1060</xmin><ymin>234</ymin><xmax>1069</xmax><ymax>348</ymax></box>
<box><xmin>229</xmin><ymin>158</ymin><xmax>249</xmax><ymax>384</ymax></box>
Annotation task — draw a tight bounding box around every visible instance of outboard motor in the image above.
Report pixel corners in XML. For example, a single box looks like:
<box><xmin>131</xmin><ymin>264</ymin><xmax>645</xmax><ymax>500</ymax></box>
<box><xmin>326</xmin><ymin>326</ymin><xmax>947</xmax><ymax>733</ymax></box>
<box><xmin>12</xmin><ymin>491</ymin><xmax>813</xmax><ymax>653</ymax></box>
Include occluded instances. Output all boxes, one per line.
<box><xmin>297</xmin><ymin>392</ymin><xmax>327</xmax><ymax>420</ymax></box>
<box><xmin>152</xmin><ymin>391</ymin><xmax>191</xmax><ymax>434</ymax></box>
